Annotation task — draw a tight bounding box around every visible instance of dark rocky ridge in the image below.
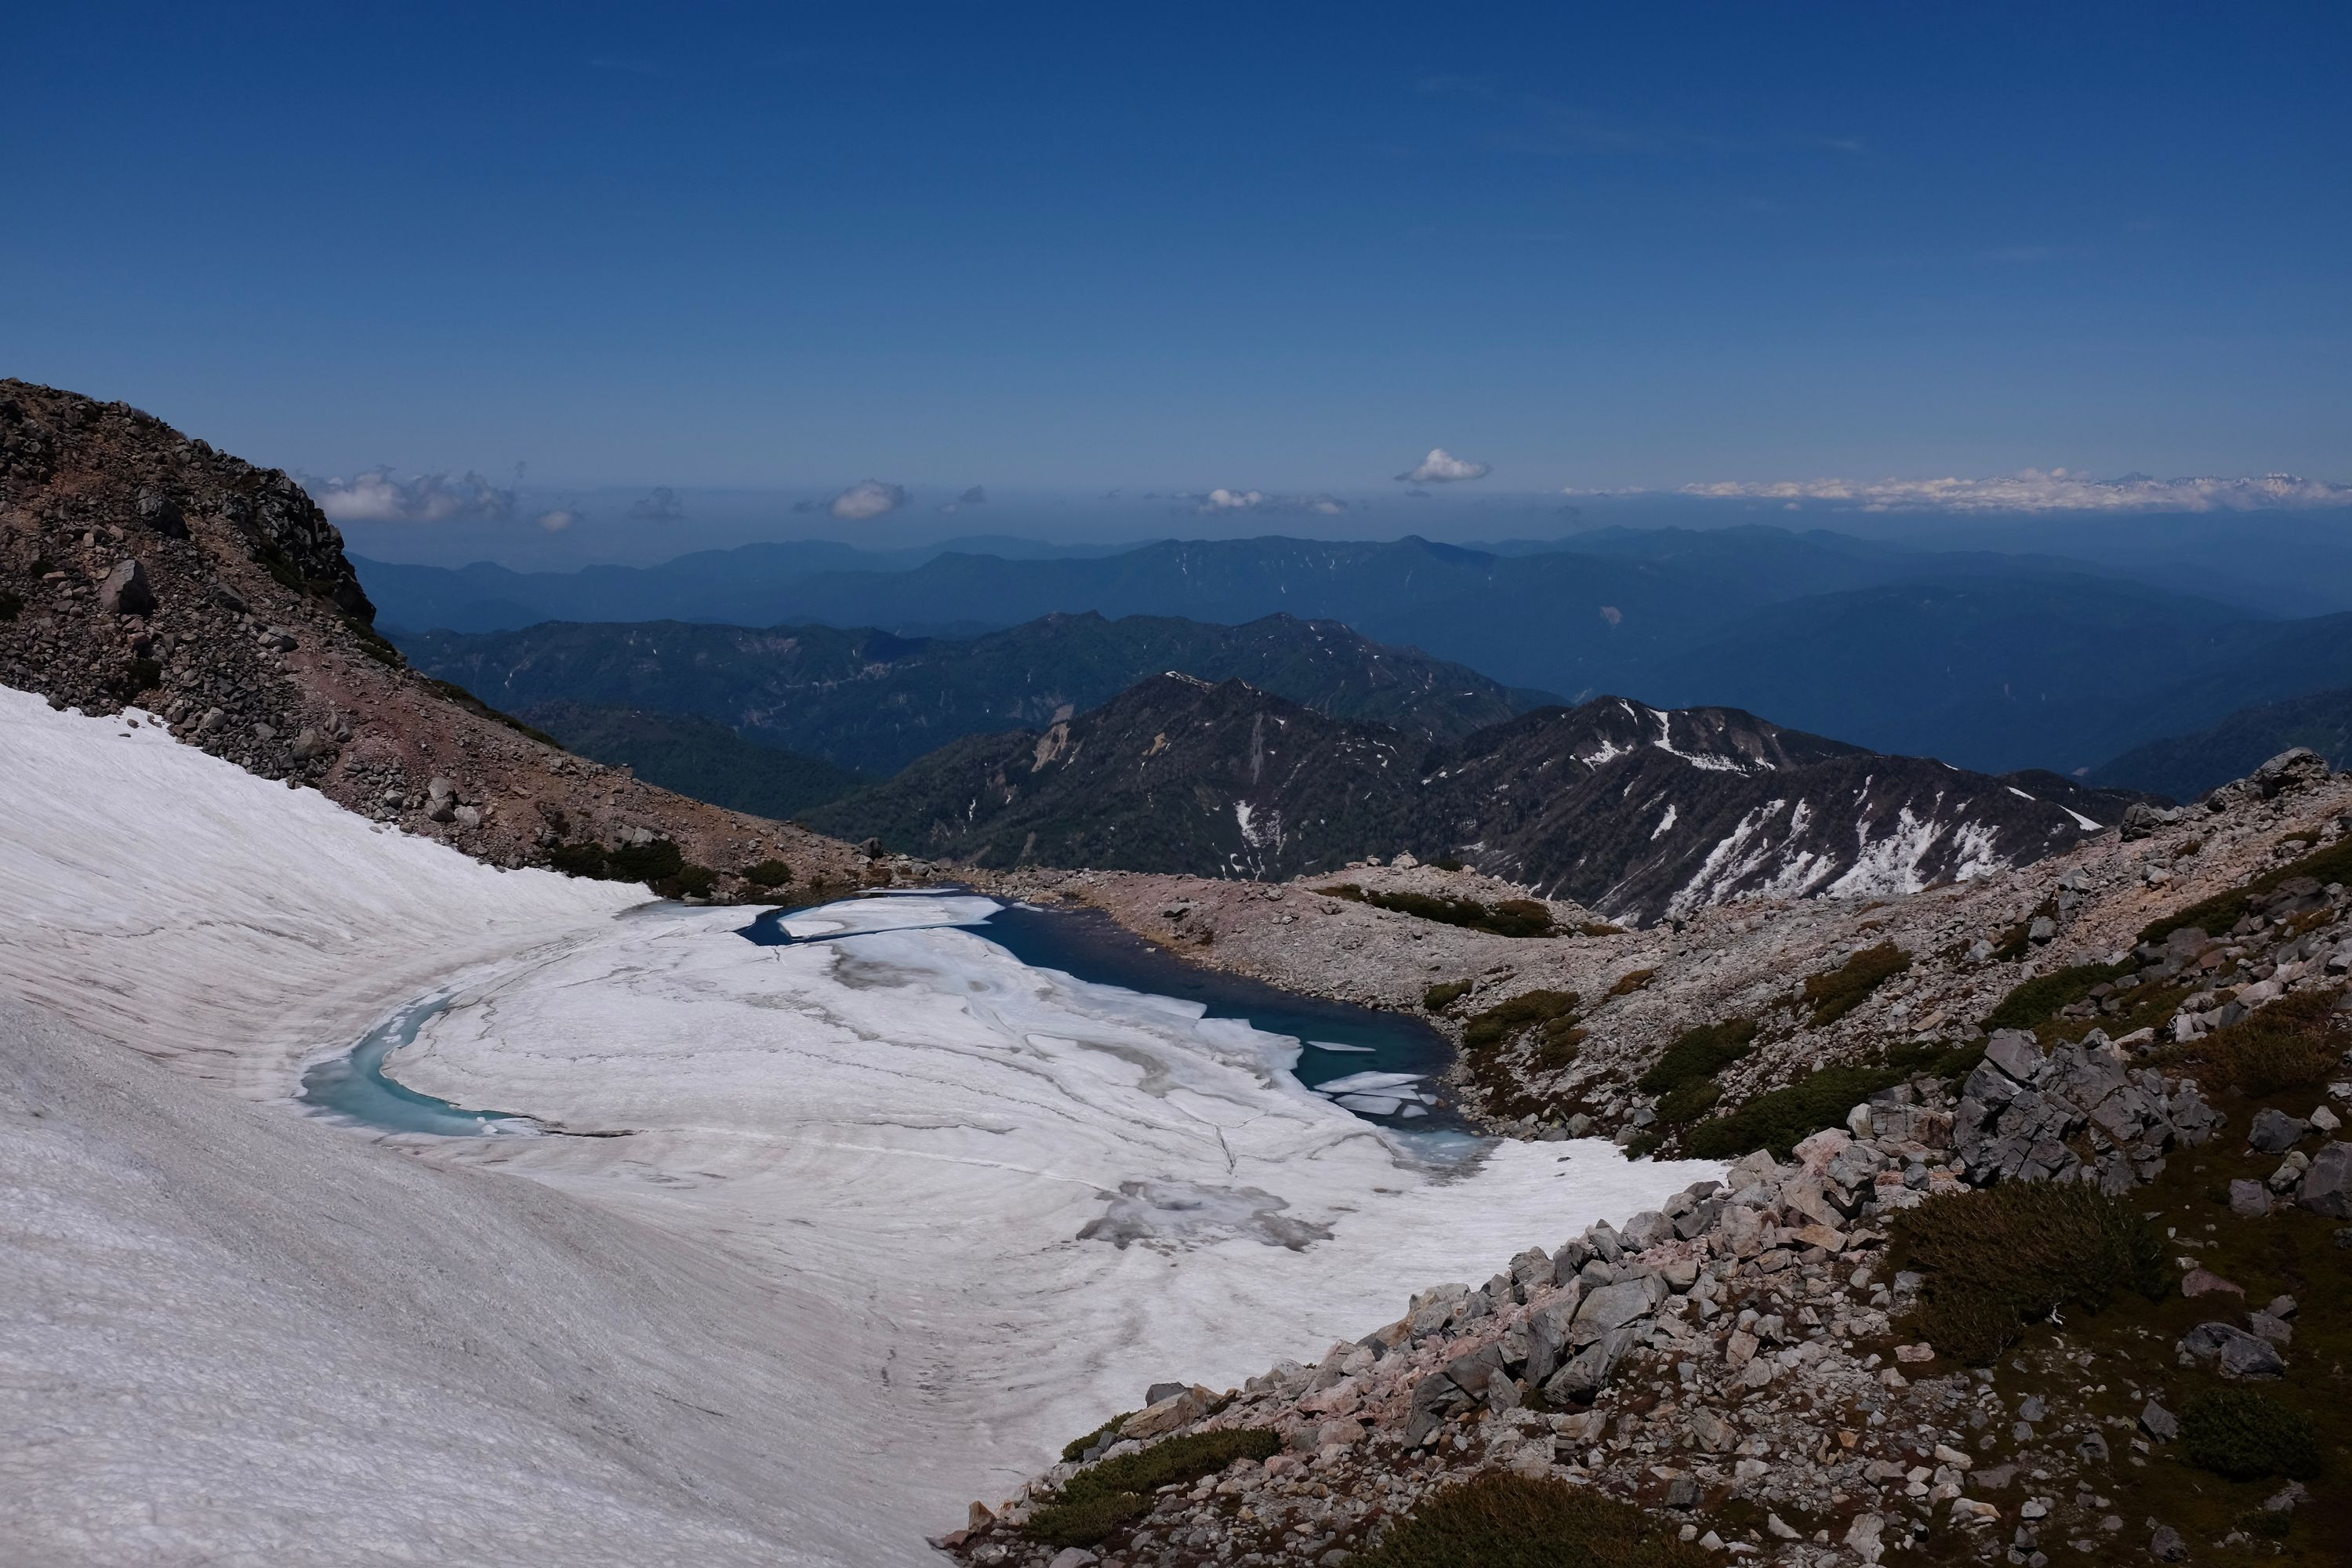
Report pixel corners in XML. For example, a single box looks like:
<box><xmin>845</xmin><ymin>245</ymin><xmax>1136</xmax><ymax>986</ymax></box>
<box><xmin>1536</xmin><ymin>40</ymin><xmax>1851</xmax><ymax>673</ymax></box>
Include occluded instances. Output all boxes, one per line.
<box><xmin>0</xmin><ymin>379</ymin><xmax>864</xmax><ymax>893</ymax></box>
<box><xmin>397</xmin><ymin>609</ymin><xmax>1539</xmax><ymax>778</ymax></box>
<box><xmin>814</xmin><ymin>674</ymin><xmax>2152</xmax><ymax>924</ymax></box>
<box><xmin>2094</xmin><ymin>684</ymin><xmax>2352</xmax><ymax>801</ymax></box>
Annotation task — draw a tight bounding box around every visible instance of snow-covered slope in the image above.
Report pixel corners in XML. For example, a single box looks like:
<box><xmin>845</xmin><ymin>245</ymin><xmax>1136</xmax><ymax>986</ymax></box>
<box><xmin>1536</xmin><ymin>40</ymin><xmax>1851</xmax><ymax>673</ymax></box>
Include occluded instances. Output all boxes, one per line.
<box><xmin>0</xmin><ymin>684</ymin><xmax>641</xmax><ymax>1096</ymax></box>
<box><xmin>0</xmin><ymin>684</ymin><xmax>1717</xmax><ymax>1564</ymax></box>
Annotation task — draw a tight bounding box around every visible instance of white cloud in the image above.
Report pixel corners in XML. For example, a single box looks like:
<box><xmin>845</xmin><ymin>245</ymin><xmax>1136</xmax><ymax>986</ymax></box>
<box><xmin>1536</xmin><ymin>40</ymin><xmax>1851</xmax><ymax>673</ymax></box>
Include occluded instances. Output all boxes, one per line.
<box><xmin>305</xmin><ymin>467</ymin><xmax>516</xmax><ymax>524</ymax></box>
<box><xmin>829</xmin><ymin>479</ymin><xmax>909</xmax><ymax>521</ymax></box>
<box><xmin>1191</xmin><ymin>489</ymin><xmax>1349</xmax><ymax>516</ymax></box>
<box><xmin>1664</xmin><ymin>468</ymin><xmax>2352</xmax><ymax>514</ymax></box>
<box><xmin>1396</xmin><ymin>447</ymin><xmax>1490</xmax><ymax>485</ymax></box>
<box><xmin>535</xmin><ymin>509</ymin><xmax>580</xmax><ymax>533</ymax></box>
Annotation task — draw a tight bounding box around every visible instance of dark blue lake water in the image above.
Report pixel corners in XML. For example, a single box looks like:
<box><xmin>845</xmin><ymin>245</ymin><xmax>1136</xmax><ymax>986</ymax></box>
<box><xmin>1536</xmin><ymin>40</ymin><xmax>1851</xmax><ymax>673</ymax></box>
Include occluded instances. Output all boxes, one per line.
<box><xmin>742</xmin><ymin>892</ymin><xmax>1470</xmax><ymax>1136</ymax></box>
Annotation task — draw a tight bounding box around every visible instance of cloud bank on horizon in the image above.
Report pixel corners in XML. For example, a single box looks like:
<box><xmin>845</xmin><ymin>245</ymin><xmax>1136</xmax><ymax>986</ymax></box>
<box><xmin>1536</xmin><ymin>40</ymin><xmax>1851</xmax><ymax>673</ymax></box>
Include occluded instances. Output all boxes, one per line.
<box><xmin>1653</xmin><ymin>469</ymin><xmax>2352</xmax><ymax>514</ymax></box>
<box><xmin>306</xmin><ymin>467</ymin><xmax>515</xmax><ymax>524</ymax></box>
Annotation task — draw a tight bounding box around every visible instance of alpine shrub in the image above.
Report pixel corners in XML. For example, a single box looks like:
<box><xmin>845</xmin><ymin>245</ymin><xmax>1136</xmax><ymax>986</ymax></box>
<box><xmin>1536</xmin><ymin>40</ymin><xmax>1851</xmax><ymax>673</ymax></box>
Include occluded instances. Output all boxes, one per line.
<box><xmin>1424</xmin><ymin>979</ymin><xmax>1472</xmax><ymax>1012</ymax></box>
<box><xmin>2180</xmin><ymin>1389</ymin><xmax>2322</xmax><ymax>1481</ymax></box>
<box><xmin>1462</xmin><ymin>989</ymin><xmax>1581</xmax><ymax>1051</ymax></box>
<box><xmin>2156</xmin><ymin>989</ymin><xmax>2342</xmax><ymax>1096</ymax></box>
<box><xmin>1892</xmin><ymin>1181</ymin><xmax>2168</xmax><ymax>1364</ymax></box>
<box><xmin>1682</xmin><ymin>1065</ymin><xmax>1901</xmax><ymax>1160</ymax></box>
<box><xmin>1357</xmin><ymin>1471</ymin><xmax>1711</xmax><ymax>1568</ymax></box>
<box><xmin>1983</xmin><ymin>961</ymin><xmax>2130</xmax><ymax>1032</ymax></box>
<box><xmin>1638</xmin><ymin>1018</ymin><xmax>1759</xmax><ymax>1094</ymax></box>
<box><xmin>1803</xmin><ymin>943</ymin><xmax>1911</xmax><ymax>1025</ymax></box>
<box><xmin>1028</xmin><ymin>1428</ymin><xmax>1281</xmax><ymax>1548</ymax></box>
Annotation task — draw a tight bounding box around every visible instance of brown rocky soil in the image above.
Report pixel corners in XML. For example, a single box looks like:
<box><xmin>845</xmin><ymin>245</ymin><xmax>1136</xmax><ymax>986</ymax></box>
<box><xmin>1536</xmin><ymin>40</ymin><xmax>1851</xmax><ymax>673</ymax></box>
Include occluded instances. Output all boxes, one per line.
<box><xmin>0</xmin><ymin>380</ymin><xmax>864</xmax><ymax>895</ymax></box>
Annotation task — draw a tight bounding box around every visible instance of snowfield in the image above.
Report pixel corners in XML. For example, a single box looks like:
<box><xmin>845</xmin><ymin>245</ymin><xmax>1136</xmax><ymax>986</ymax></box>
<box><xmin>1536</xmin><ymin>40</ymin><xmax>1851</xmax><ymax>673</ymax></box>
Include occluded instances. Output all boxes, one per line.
<box><xmin>0</xmin><ymin>685</ymin><xmax>1719</xmax><ymax>1566</ymax></box>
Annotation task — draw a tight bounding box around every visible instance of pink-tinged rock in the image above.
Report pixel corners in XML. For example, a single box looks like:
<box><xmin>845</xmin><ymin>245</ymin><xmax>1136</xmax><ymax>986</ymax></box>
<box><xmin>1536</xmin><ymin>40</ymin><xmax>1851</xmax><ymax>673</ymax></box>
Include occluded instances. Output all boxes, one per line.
<box><xmin>2182</xmin><ymin>1267</ymin><xmax>2245</xmax><ymax>1299</ymax></box>
<box><xmin>1793</xmin><ymin>1128</ymin><xmax>1853</xmax><ymax>1173</ymax></box>
<box><xmin>1894</xmin><ymin>1342</ymin><xmax>1936</xmax><ymax>1363</ymax></box>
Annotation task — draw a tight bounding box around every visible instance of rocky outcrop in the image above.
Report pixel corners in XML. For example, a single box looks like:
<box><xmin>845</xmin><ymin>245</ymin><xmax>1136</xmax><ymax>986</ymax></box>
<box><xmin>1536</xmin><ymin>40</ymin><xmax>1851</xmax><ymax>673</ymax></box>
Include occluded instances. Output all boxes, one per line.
<box><xmin>1953</xmin><ymin>1030</ymin><xmax>2221</xmax><ymax>1189</ymax></box>
<box><xmin>946</xmin><ymin>1110</ymin><xmax>2016</xmax><ymax>1567</ymax></box>
<box><xmin>0</xmin><ymin>380</ymin><xmax>864</xmax><ymax>895</ymax></box>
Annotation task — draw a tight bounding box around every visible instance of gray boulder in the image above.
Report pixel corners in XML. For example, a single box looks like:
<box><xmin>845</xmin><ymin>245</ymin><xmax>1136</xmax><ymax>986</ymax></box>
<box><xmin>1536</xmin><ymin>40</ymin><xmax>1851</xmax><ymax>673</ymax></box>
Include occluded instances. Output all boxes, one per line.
<box><xmin>1542</xmin><ymin>1325</ymin><xmax>1636</xmax><ymax>1401</ymax></box>
<box><xmin>2179</xmin><ymin>1321</ymin><xmax>2285</xmax><ymax>1379</ymax></box>
<box><xmin>2248</xmin><ymin>1109</ymin><xmax>2308</xmax><ymax>1153</ymax></box>
<box><xmin>2140</xmin><ymin>1401</ymin><xmax>2178</xmax><ymax>1442</ymax></box>
<box><xmin>1570</xmin><ymin>1274</ymin><xmax>1668</xmax><ymax>1345</ymax></box>
<box><xmin>2298</xmin><ymin>1142</ymin><xmax>2352</xmax><ymax>1219</ymax></box>
<box><xmin>99</xmin><ymin>560</ymin><xmax>156</xmax><ymax>617</ymax></box>
<box><xmin>1618</xmin><ymin>1210</ymin><xmax>1675</xmax><ymax>1252</ymax></box>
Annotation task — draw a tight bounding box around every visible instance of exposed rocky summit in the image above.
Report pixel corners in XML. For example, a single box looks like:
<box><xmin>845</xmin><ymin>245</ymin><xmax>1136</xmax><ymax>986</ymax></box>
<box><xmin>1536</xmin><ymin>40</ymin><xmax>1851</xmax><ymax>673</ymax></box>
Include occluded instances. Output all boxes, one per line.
<box><xmin>0</xmin><ymin>380</ymin><xmax>861</xmax><ymax>894</ymax></box>
<box><xmin>826</xmin><ymin>677</ymin><xmax>2148</xmax><ymax>924</ymax></box>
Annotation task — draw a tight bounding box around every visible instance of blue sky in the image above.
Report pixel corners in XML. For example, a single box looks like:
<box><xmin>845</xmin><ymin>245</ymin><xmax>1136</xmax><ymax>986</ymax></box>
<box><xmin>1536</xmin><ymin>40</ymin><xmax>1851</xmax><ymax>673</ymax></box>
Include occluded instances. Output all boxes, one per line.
<box><xmin>5</xmin><ymin>2</ymin><xmax>2347</xmax><ymax>555</ymax></box>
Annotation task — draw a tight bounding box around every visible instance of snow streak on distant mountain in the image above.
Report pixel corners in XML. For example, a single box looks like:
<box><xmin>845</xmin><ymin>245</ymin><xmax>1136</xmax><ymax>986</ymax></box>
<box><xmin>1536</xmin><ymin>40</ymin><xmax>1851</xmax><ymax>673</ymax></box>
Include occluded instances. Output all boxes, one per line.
<box><xmin>813</xmin><ymin>677</ymin><xmax>2150</xmax><ymax>924</ymax></box>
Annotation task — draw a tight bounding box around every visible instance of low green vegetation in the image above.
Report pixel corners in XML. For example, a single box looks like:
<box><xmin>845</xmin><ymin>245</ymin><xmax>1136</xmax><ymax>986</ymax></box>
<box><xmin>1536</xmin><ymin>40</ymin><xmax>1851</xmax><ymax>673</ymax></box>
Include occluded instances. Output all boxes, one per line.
<box><xmin>1059</xmin><ymin>1412</ymin><xmax>1133</xmax><ymax>1462</ymax></box>
<box><xmin>2156</xmin><ymin>989</ymin><xmax>2344</xmax><ymax>1096</ymax></box>
<box><xmin>742</xmin><ymin>858</ymin><xmax>796</xmax><ymax>889</ymax></box>
<box><xmin>1461</xmin><ymin>989</ymin><xmax>1581</xmax><ymax>1051</ymax></box>
<box><xmin>1682</xmin><ymin>1065</ymin><xmax>1901</xmax><ymax>1160</ymax></box>
<box><xmin>543</xmin><ymin>835</ymin><xmax>720</xmax><ymax>899</ymax></box>
<box><xmin>1356</xmin><ymin>1471</ymin><xmax>1711</xmax><ymax>1568</ymax></box>
<box><xmin>1316</xmin><ymin>884</ymin><xmax>1555</xmax><ymax>938</ymax></box>
<box><xmin>2140</xmin><ymin>836</ymin><xmax>2352</xmax><ymax>945</ymax></box>
<box><xmin>2180</xmin><ymin>1389</ymin><xmax>2324</xmax><ymax>1482</ymax></box>
<box><xmin>1984</xmin><ymin>960</ymin><xmax>2132</xmax><ymax>1032</ymax></box>
<box><xmin>1423</xmin><ymin>979</ymin><xmax>1472</xmax><ymax>1012</ymax></box>
<box><xmin>1802</xmin><ymin>942</ymin><xmax>1911</xmax><ymax>1025</ymax></box>
<box><xmin>1025</xmin><ymin>1428</ymin><xmax>1280</xmax><ymax>1548</ymax></box>
<box><xmin>1882</xmin><ymin>1037</ymin><xmax>1987</xmax><ymax>1081</ymax></box>
<box><xmin>1891</xmin><ymin>1182</ymin><xmax>2168</xmax><ymax>1364</ymax></box>
<box><xmin>1653</xmin><ymin>1079</ymin><xmax>1722</xmax><ymax>1125</ymax></box>
<box><xmin>1639</xmin><ymin>1018</ymin><xmax>1759</xmax><ymax>1095</ymax></box>
<box><xmin>1535</xmin><ymin>1025</ymin><xmax>1586</xmax><ymax>1073</ymax></box>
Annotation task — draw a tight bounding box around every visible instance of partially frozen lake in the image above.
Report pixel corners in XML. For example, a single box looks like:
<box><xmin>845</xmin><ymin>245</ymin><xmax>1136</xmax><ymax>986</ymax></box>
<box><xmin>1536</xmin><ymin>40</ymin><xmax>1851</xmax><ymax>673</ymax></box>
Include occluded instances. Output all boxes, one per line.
<box><xmin>342</xmin><ymin>890</ymin><xmax>1721</xmax><ymax>1550</ymax></box>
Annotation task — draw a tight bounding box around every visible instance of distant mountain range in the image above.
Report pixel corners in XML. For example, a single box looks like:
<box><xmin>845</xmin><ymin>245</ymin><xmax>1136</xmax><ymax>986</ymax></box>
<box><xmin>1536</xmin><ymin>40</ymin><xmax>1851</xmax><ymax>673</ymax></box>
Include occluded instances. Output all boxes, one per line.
<box><xmin>399</xmin><ymin>611</ymin><xmax>1540</xmax><ymax>778</ymax></box>
<box><xmin>516</xmin><ymin>701</ymin><xmax>869</xmax><ymax>821</ymax></box>
<box><xmin>365</xmin><ymin>528</ymin><xmax>2352</xmax><ymax>777</ymax></box>
<box><xmin>806</xmin><ymin>675</ymin><xmax>2144</xmax><ymax>924</ymax></box>
<box><xmin>2092</xmin><ymin>686</ymin><xmax>2352</xmax><ymax>801</ymax></box>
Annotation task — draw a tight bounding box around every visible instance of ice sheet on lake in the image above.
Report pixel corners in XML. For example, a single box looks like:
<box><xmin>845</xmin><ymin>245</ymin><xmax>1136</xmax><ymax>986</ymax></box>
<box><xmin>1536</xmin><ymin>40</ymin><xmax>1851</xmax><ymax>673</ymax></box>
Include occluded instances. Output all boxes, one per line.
<box><xmin>1316</xmin><ymin>1069</ymin><xmax>1428</xmax><ymax>1094</ymax></box>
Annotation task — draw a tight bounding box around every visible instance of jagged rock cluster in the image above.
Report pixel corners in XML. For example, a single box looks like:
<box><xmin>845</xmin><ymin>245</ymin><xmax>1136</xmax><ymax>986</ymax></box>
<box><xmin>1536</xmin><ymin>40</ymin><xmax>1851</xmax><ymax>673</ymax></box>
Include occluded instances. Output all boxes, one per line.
<box><xmin>945</xmin><ymin>1078</ymin><xmax>2196</xmax><ymax>1568</ymax></box>
<box><xmin>1953</xmin><ymin>1032</ymin><xmax>2222</xmax><ymax>1189</ymax></box>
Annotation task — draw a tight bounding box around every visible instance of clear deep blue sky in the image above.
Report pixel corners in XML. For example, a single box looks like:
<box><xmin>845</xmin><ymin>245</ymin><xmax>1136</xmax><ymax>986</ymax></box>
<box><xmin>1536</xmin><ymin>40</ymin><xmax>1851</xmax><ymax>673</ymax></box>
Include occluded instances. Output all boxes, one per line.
<box><xmin>5</xmin><ymin>2</ymin><xmax>2347</xmax><ymax>507</ymax></box>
